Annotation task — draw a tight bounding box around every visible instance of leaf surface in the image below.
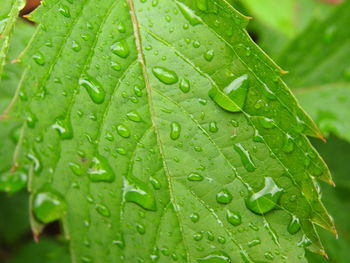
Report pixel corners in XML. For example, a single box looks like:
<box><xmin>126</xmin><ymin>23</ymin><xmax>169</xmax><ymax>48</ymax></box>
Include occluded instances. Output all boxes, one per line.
<box><xmin>279</xmin><ymin>1</ymin><xmax>350</xmax><ymax>143</ymax></box>
<box><xmin>11</xmin><ymin>0</ymin><xmax>335</xmax><ymax>262</ymax></box>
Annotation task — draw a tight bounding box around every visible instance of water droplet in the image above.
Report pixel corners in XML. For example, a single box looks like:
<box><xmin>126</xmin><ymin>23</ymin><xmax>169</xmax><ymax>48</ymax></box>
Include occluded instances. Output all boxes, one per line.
<box><xmin>193</xmin><ymin>232</ymin><xmax>203</xmax><ymax>241</ymax></box>
<box><xmin>111</xmin><ymin>40</ymin><xmax>130</xmax><ymax>58</ymax></box>
<box><xmin>288</xmin><ymin>215</ymin><xmax>301</xmax><ymax>235</ymax></box>
<box><xmin>209</xmin><ymin>74</ymin><xmax>248</xmax><ymax>113</ymax></box>
<box><xmin>116</xmin><ymin>124</ymin><xmax>130</xmax><ymax>138</ymax></box>
<box><xmin>51</xmin><ymin>116</ymin><xmax>73</xmax><ymax>139</ymax></box>
<box><xmin>58</xmin><ymin>4</ymin><xmax>71</xmax><ymax>18</ymax></box>
<box><xmin>72</xmin><ymin>40</ymin><xmax>81</xmax><ymax>52</ymax></box>
<box><xmin>204</xmin><ymin>49</ymin><xmax>214</xmax><ymax>61</ymax></box>
<box><xmin>170</xmin><ymin>122</ymin><xmax>181</xmax><ymax>140</ymax></box>
<box><xmin>261</xmin><ymin>83</ymin><xmax>276</xmax><ymax>100</ymax></box>
<box><xmin>209</xmin><ymin>121</ymin><xmax>218</xmax><ymax>133</ymax></box>
<box><xmin>26</xmin><ymin>150</ymin><xmax>42</xmax><ymax>173</ymax></box>
<box><xmin>197</xmin><ymin>252</ymin><xmax>231</xmax><ymax>263</ymax></box>
<box><xmin>125</xmin><ymin>179</ymin><xmax>156</xmax><ymax>211</ymax></box>
<box><xmin>226</xmin><ymin>209</ymin><xmax>241</xmax><ymax>226</ymax></box>
<box><xmin>248</xmin><ymin>238</ymin><xmax>261</xmax><ymax>247</ymax></box>
<box><xmin>126</xmin><ymin>110</ymin><xmax>142</xmax><ymax>122</ymax></box>
<box><xmin>283</xmin><ymin>134</ymin><xmax>294</xmax><ymax>153</ymax></box>
<box><xmin>111</xmin><ymin>61</ymin><xmax>122</xmax><ymax>71</ymax></box>
<box><xmin>233</xmin><ymin>143</ymin><xmax>256</xmax><ymax>172</ymax></box>
<box><xmin>259</xmin><ymin>117</ymin><xmax>275</xmax><ymax>129</ymax></box>
<box><xmin>179</xmin><ymin>78</ymin><xmax>190</xmax><ymax>93</ymax></box>
<box><xmin>187</xmin><ymin>172</ymin><xmax>204</xmax><ymax>181</ymax></box>
<box><xmin>245</xmin><ymin>177</ymin><xmax>283</xmax><ymax>215</ymax></box>
<box><xmin>32</xmin><ymin>52</ymin><xmax>45</xmax><ymax>66</ymax></box>
<box><xmin>177</xmin><ymin>2</ymin><xmax>202</xmax><ymax>26</ymax></box>
<box><xmin>152</xmin><ymin>66</ymin><xmax>178</xmax><ymax>85</ymax></box>
<box><xmin>190</xmin><ymin>212</ymin><xmax>200</xmax><ymax>222</ymax></box>
<box><xmin>87</xmin><ymin>154</ymin><xmax>115</xmax><ymax>182</ymax></box>
<box><xmin>216</xmin><ymin>189</ymin><xmax>232</xmax><ymax>204</ymax></box>
<box><xmin>136</xmin><ymin>223</ymin><xmax>146</xmax><ymax>234</ymax></box>
<box><xmin>117</xmin><ymin>22</ymin><xmax>126</xmax><ymax>33</ymax></box>
<box><xmin>149</xmin><ymin>176</ymin><xmax>161</xmax><ymax>190</ymax></box>
<box><xmin>0</xmin><ymin>169</ymin><xmax>27</xmax><ymax>193</ymax></box>
<box><xmin>79</xmin><ymin>75</ymin><xmax>105</xmax><ymax>104</ymax></box>
<box><xmin>96</xmin><ymin>204</ymin><xmax>111</xmax><ymax>217</ymax></box>
<box><xmin>69</xmin><ymin>162</ymin><xmax>82</xmax><ymax>176</ymax></box>
<box><xmin>33</xmin><ymin>191</ymin><xmax>66</xmax><ymax>224</ymax></box>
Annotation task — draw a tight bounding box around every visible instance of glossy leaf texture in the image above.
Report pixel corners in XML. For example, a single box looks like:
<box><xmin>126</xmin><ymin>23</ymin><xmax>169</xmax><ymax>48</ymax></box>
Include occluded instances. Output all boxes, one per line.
<box><xmin>9</xmin><ymin>0</ymin><xmax>335</xmax><ymax>262</ymax></box>
<box><xmin>0</xmin><ymin>0</ymin><xmax>25</xmax><ymax>80</ymax></box>
<box><xmin>278</xmin><ymin>1</ymin><xmax>350</xmax><ymax>143</ymax></box>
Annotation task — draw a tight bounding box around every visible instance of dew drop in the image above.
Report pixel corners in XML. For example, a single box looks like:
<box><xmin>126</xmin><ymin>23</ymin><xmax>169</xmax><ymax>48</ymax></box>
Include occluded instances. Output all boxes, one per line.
<box><xmin>79</xmin><ymin>75</ymin><xmax>105</xmax><ymax>104</ymax></box>
<box><xmin>152</xmin><ymin>66</ymin><xmax>178</xmax><ymax>85</ymax></box>
<box><xmin>0</xmin><ymin>169</ymin><xmax>27</xmax><ymax>193</ymax></box>
<box><xmin>233</xmin><ymin>143</ymin><xmax>256</xmax><ymax>172</ymax></box>
<box><xmin>124</xmin><ymin>179</ymin><xmax>157</xmax><ymax>211</ymax></box>
<box><xmin>187</xmin><ymin>172</ymin><xmax>204</xmax><ymax>181</ymax></box>
<box><xmin>190</xmin><ymin>212</ymin><xmax>200</xmax><ymax>223</ymax></box>
<box><xmin>58</xmin><ymin>4</ymin><xmax>71</xmax><ymax>18</ymax></box>
<box><xmin>179</xmin><ymin>78</ymin><xmax>191</xmax><ymax>93</ymax></box>
<box><xmin>136</xmin><ymin>223</ymin><xmax>146</xmax><ymax>234</ymax></box>
<box><xmin>126</xmin><ymin>110</ymin><xmax>142</xmax><ymax>122</ymax></box>
<box><xmin>33</xmin><ymin>191</ymin><xmax>66</xmax><ymax>224</ymax></box>
<box><xmin>197</xmin><ymin>252</ymin><xmax>231</xmax><ymax>263</ymax></box>
<box><xmin>96</xmin><ymin>204</ymin><xmax>111</xmax><ymax>217</ymax></box>
<box><xmin>87</xmin><ymin>154</ymin><xmax>115</xmax><ymax>182</ymax></box>
<box><xmin>209</xmin><ymin>121</ymin><xmax>218</xmax><ymax>133</ymax></box>
<box><xmin>283</xmin><ymin>134</ymin><xmax>294</xmax><ymax>153</ymax></box>
<box><xmin>117</xmin><ymin>22</ymin><xmax>126</xmax><ymax>33</ymax></box>
<box><xmin>71</xmin><ymin>40</ymin><xmax>81</xmax><ymax>52</ymax></box>
<box><xmin>204</xmin><ymin>49</ymin><xmax>214</xmax><ymax>61</ymax></box>
<box><xmin>116</xmin><ymin>124</ymin><xmax>131</xmax><ymax>138</ymax></box>
<box><xmin>111</xmin><ymin>40</ymin><xmax>130</xmax><ymax>58</ymax></box>
<box><xmin>32</xmin><ymin>52</ymin><xmax>45</xmax><ymax>66</ymax></box>
<box><xmin>196</xmin><ymin>0</ymin><xmax>209</xmax><ymax>12</ymax></box>
<box><xmin>209</xmin><ymin>74</ymin><xmax>248</xmax><ymax>113</ymax></box>
<box><xmin>259</xmin><ymin>117</ymin><xmax>275</xmax><ymax>129</ymax></box>
<box><xmin>216</xmin><ymin>189</ymin><xmax>232</xmax><ymax>204</ymax></box>
<box><xmin>149</xmin><ymin>176</ymin><xmax>161</xmax><ymax>190</ymax></box>
<box><xmin>288</xmin><ymin>215</ymin><xmax>301</xmax><ymax>235</ymax></box>
<box><xmin>226</xmin><ymin>209</ymin><xmax>241</xmax><ymax>226</ymax></box>
<box><xmin>51</xmin><ymin>116</ymin><xmax>73</xmax><ymax>140</ymax></box>
<box><xmin>170</xmin><ymin>122</ymin><xmax>181</xmax><ymax>140</ymax></box>
<box><xmin>69</xmin><ymin>162</ymin><xmax>82</xmax><ymax>176</ymax></box>
<box><xmin>245</xmin><ymin>177</ymin><xmax>283</xmax><ymax>215</ymax></box>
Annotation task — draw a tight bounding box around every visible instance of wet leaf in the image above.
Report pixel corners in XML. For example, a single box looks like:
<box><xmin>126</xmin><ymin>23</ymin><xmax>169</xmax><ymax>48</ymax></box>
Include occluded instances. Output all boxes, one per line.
<box><xmin>10</xmin><ymin>0</ymin><xmax>334</xmax><ymax>262</ymax></box>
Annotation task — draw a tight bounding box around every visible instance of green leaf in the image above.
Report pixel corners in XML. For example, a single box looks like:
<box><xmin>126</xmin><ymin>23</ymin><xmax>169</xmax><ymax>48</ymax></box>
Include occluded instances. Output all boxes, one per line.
<box><xmin>278</xmin><ymin>1</ymin><xmax>350</xmax><ymax>143</ymax></box>
<box><xmin>306</xmin><ymin>136</ymin><xmax>350</xmax><ymax>262</ymax></box>
<box><xmin>0</xmin><ymin>0</ymin><xmax>25</xmax><ymax>80</ymax></box>
<box><xmin>11</xmin><ymin>0</ymin><xmax>334</xmax><ymax>262</ymax></box>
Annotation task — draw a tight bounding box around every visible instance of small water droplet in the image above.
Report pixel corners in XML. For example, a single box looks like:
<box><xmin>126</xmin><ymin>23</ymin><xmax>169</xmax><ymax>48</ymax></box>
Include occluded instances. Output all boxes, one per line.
<box><xmin>170</xmin><ymin>122</ymin><xmax>181</xmax><ymax>140</ymax></box>
<box><xmin>71</xmin><ymin>40</ymin><xmax>81</xmax><ymax>52</ymax></box>
<box><xmin>152</xmin><ymin>66</ymin><xmax>178</xmax><ymax>85</ymax></box>
<box><xmin>33</xmin><ymin>191</ymin><xmax>66</xmax><ymax>224</ymax></box>
<box><xmin>58</xmin><ymin>4</ymin><xmax>71</xmax><ymax>18</ymax></box>
<box><xmin>79</xmin><ymin>74</ymin><xmax>105</xmax><ymax>104</ymax></box>
<box><xmin>283</xmin><ymin>134</ymin><xmax>294</xmax><ymax>153</ymax></box>
<box><xmin>204</xmin><ymin>49</ymin><xmax>214</xmax><ymax>61</ymax></box>
<box><xmin>190</xmin><ymin>212</ymin><xmax>200</xmax><ymax>222</ymax></box>
<box><xmin>116</xmin><ymin>124</ymin><xmax>131</xmax><ymax>138</ymax></box>
<box><xmin>248</xmin><ymin>238</ymin><xmax>261</xmax><ymax>247</ymax></box>
<box><xmin>216</xmin><ymin>189</ymin><xmax>232</xmax><ymax>204</ymax></box>
<box><xmin>149</xmin><ymin>176</ymin><xmax>161</xmax><ymax>190</ymax></box>
<box><xmin>197</xmin><ymin>252</ymin><xmax>231</xmax><ymax>263</ymax></box>
<box><xmin>234</xmin><ymin>143</ymin><xmax>256</xmax><ymax>172</ymax></box>
<box><xmin>126</xmin><ymin>110</ymin><xmax>142</xmax><ymax>122</ymax></box>
<box><xmin>196</xmin><ymin>0</ymin><xmax>209</xmax><ymax>12</ymax></box>
<box><xmin>209</xmin><ymin>74</ymin><xmax>248</xmax><ymax>113</ymax></box>
<box><xmin>52</xmin><ymin>116</ymin><xmax>73</xmax><ymax>139</ymax></box>
<box><xmin>69</xmin><ymin>162</ymin><xmax>82</xmax><ymax>176</ymax></box>
<box><xmin>96</xmin><ymin>204</ymin><xmax>111</xmax><ymax>217</ymax></box>
<box><xmin>32</xmin><ymin>52</ymin><xmax>45</xmax><ymax>66</ymax></box>
<box><xmin>87</xmin><ymin>154</ymin><xmax>115</xmax><ymax>182</ymax></box>
<box><xmin>259</xmin><ymin>117</ymin><xmax>275</xmax><ymax>129</ymax></box>
<box><xmin>187</xmin><ymin>172</ymin><xmax>204</xmax><ymax>181</ymax></box>
<box><xmin>117</xmin><ymin>22</ymin><xmax>126</xmax><ymax>33</ymax></box>
<box><xmin>226</xmin><ymin>209</ymin><xmax>241</xmax><ymax>226</ymax></box>
<box><xmin>111</xmin><ymin>40</ymin><xmax>130</xmax><ymax>58</ymax></box>
<box><xmin>209</xmin><ymin>121</ymin><xmax>218</xmax><ymax>133</ymax></box>
<box><xmin>288</xmin><ymin>215</ymin><xmax>301</xmax><ymax>235</ymax></box>
<box><xmin>136</xmin><ymin>223</ymin><xmax>146</xmax><ymax>234</ymax></box>
<box><xmin>245</xmin><ymin>177</ymin><xmax>283</xmax><ymax>215</ymax></box>
<box><xmin>179</xmin><ymin>78</ymin><xmax>190</xmax><ymax>93</ymax></box>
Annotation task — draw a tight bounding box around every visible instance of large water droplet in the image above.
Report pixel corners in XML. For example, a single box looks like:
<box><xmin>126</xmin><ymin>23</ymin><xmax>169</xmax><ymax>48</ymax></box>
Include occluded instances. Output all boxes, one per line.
<box><xmin>51</xmin><ymin>116</ymin><xmax>73</xmax><ymax>140</ymax></box>
<box><xmin>126</xmin><ymin>110</ymin><xmax>142</xmax><ymax>122</ymax></box>
<box><xmin>170</xmin><ymin>122</ymin><xmax>181</xmax><ymax>140</ymax></box>
<box><xmin>209</xmin><ymin>74</ymin><xmax>248</xmax><ymax>113</ymax></box>
<box><xmin>197</xmin><ymin>252</ymin><xmax>231</xmax><ymax>263</ymax></box>
<box><xmin>124</xmin><ymin>179</ymin><xmax>156</xmax><ymax>211</ymax></box>
<box><xmin>233</xmin><ymin>143</ymin><xmax>256</xmax><ymax>172</ymax></box>
<box><xmin>87</xmin><ymin>154</ymin><xmax>115</xmax><ymax>182</ymax></box>
<box><xmin>152</xmin><ymin>66</ymin><xmax>178</xmax><ymax>85</ymax></box>
<box><xmin>245</xmin><ymin>177</ymin><xmax>283</xmax><ymax>215</ymax></box>
<box><xmin>111</xmin><ymin>40</ymin><xmax>130</xmax><ymax>58</ymax></box>
<box><xmin>0</xmin><ymin>169</ymin><xmax>27</xmax><ymax>193</ymax></box>
<box><xmin>177</xmin><ymin>2</ymin><xmax>202</xmax><ymax>26</ymax></box>
<box><xmin>226</xmin><ymin>209</ymin><xmax>241</xmax><ymax>226</ymax></box>
<box><xmin>79</xmin><ymin>75</ymin><xmax>105</xmax><ymax>104</ymax></box>
<box><xmin>216</xmin><ymin>189</ymin><xmax>232</xmax><ymax>204</ymax></box>
<box><xmin>33</xmin><ymin>191</ymin><xmax>66</xmax><ymax>224</ymax></box>
<box><xmin>288</xmin><ymin>215</ymin><xmax>301</xmax><ymax>235</ymax></box>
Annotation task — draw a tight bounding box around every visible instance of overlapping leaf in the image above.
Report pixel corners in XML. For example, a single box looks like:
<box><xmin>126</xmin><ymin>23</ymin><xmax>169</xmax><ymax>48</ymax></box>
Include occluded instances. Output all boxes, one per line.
<box><xmin>279</xmin><ymin>1</ymin><xmax>350</xmax><ymax>143</ymax></box>
<box><xmin>9</xmin><ymin>0</ymin><xmax>335</xmax><ymax>262</ymax></box>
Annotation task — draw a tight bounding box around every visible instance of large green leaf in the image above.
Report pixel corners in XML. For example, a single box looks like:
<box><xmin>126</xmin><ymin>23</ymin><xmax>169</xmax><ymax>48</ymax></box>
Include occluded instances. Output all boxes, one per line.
<box><xmin>9</xmin><ymin>0</ymin><xmax>334</xmax><ymax>262</ymax></box>
<box><xmin>0</xmin><ymin>0</ymin><xmax>25</xmax><ymax>80</ymax></box>
<box><xmin>278</xmin><ymin>1</ymin><xmax>350</xmax><ymax>143</ymax></box>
